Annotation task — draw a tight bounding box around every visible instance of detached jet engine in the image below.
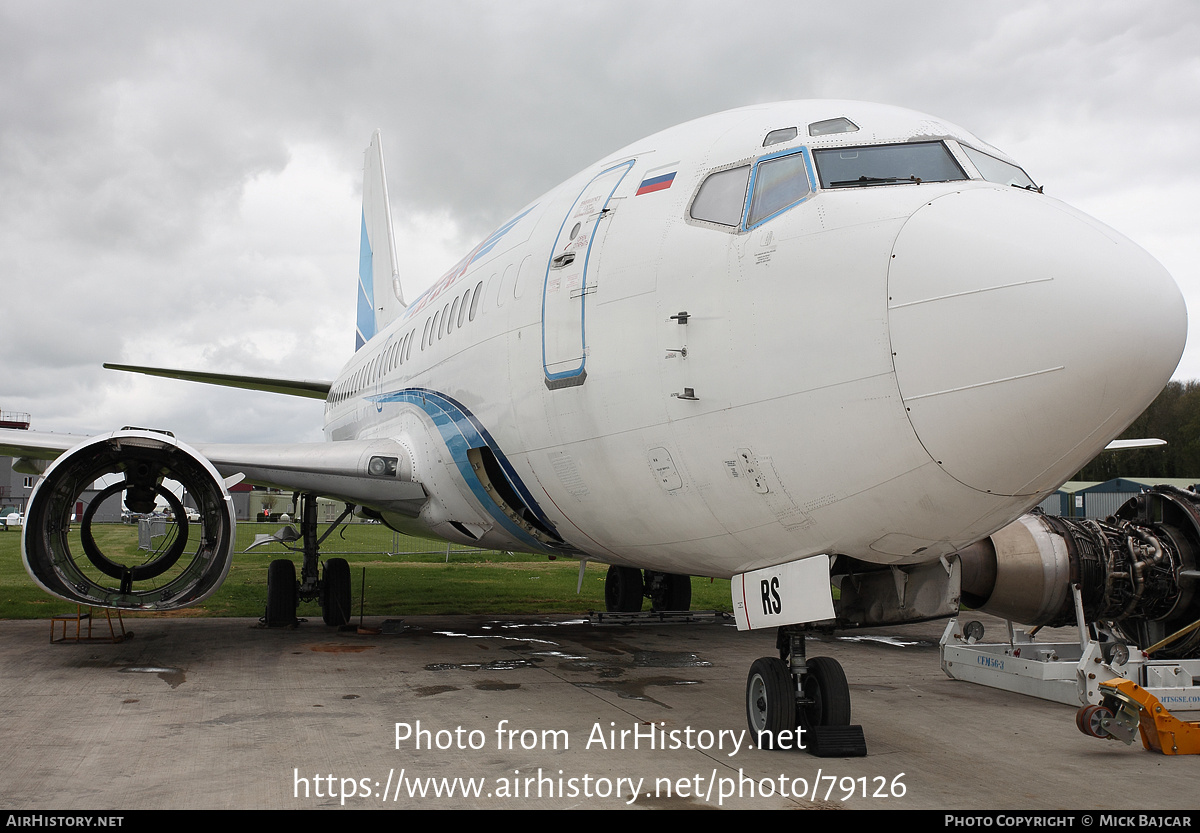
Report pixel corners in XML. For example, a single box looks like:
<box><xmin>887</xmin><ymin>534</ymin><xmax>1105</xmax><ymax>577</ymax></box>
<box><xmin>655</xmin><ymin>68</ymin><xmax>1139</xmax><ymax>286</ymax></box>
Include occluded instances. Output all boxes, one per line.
<box><xmin>22</xmin><ymin>429</ymin><xmax>237</xmax><ymax>610</ymax></box>
<box><xmin>957</xmin><ymin>486</ymin><xmax>1200</xmax><ymax>658</ymax></box>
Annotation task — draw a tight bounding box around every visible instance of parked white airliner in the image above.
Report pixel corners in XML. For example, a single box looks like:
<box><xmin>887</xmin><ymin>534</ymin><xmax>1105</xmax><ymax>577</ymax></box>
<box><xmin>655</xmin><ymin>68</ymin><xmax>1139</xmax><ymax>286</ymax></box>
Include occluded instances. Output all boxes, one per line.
<box><xmin>0</xmin><ymin>101</ymin><xmax>1187</xmax><ymax>751</ymax></box>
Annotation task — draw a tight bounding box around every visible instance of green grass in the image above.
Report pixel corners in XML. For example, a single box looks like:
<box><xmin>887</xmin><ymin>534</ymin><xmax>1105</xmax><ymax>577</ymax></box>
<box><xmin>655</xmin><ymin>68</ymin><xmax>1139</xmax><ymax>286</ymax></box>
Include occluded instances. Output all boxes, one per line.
<box><xmin>0</xmin><ymin>522</ymin><xmax>732</xmax><ymax>619</ymax></box>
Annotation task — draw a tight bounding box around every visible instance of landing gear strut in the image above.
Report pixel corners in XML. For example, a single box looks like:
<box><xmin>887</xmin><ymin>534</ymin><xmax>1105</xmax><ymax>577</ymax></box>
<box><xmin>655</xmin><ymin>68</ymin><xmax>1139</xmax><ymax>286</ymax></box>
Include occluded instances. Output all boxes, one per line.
<box><xmin>263</xmin><ymin>494</ymin><xmax>356</xmax><ymax>628</ymax></box>
<box><xmin>745</xmin><ymin>626</ymin><xmax>864</xmax><ymax>756</ymax></box>
<box><xmin>603</xmin><ymin>566</ymin><xmax>692</xmax><ymax>612</ymax></box>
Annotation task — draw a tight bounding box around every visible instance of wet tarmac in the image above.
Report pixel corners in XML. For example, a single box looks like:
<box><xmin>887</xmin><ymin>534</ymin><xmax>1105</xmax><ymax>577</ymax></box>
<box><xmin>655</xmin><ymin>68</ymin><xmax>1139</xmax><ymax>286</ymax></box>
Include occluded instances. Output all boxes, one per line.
<box><xmin>0</xmin><ymin>612</ymin><xmax>1194</xmax><ymax>810</ymax></box>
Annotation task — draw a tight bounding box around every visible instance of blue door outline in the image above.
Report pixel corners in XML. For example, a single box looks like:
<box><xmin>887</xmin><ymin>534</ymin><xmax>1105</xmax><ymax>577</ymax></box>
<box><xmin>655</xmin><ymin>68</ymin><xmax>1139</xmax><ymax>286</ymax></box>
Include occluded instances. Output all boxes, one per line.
<box><xmin>541</xmin><ymin>159</ymin><xmax>635</xmax><ymax>389</ymax></box>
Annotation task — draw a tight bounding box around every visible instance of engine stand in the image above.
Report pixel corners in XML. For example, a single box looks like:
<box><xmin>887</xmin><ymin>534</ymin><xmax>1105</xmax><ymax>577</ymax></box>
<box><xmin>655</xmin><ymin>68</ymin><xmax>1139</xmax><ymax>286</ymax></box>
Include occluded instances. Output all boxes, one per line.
<box><xmin>940</xmin><ymin>586</ymin><xmax>1200</xmax><ymax>709</ymax></box>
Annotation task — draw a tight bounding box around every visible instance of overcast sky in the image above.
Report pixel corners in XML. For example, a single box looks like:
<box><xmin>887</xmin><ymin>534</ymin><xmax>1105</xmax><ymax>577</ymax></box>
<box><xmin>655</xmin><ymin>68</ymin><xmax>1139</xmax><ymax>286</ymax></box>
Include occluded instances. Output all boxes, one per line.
<box><xmin>2</xmin><ymin>1</ymin><xmax>1197</xmax><ymax>443</ymax></box>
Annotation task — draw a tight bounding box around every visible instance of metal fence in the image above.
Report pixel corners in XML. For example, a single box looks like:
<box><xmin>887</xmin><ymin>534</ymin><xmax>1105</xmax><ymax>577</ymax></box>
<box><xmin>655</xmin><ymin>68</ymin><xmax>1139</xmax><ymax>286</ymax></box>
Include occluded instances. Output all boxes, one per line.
<box><xmin>137</xmin><ymin>517</ymin><xmax>168</xmax><ymax>550</ymax></box>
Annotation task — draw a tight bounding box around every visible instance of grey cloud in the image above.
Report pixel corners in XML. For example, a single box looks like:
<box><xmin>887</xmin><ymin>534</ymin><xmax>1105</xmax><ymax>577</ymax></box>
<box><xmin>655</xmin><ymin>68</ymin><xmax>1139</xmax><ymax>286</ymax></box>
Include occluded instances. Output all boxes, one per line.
<box><xmin>2</xmin><ymin>0</ymin><xmax>1197</xmax><ymax>440</ymax></box>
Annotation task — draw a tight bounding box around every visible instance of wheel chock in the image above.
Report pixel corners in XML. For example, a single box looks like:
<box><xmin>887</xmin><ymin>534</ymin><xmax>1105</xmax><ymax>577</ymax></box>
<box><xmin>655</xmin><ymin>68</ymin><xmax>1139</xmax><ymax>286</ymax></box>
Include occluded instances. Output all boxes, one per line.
<box><xmin>804</xmin><ymin>725</ymin><xmax>867</xmax><ymax>758</ymax></box>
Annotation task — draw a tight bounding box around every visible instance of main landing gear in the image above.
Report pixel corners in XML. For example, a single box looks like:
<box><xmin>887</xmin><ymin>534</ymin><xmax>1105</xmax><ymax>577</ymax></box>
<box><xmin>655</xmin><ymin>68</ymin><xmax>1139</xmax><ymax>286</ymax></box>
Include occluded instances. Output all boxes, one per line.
<box><xmin>263</xmin><ymin>494</ymin><xmax>355</xmax><ymax>628</ymax></box>
<box><xmin>603</xmin><ymin>566</ymin><xmax>692</xmax><ymax>612</ymax></box>
<box><xmin>746</xmin><ymin>626</ymin><xmax>866</xmax><ymax>756</ymax></box>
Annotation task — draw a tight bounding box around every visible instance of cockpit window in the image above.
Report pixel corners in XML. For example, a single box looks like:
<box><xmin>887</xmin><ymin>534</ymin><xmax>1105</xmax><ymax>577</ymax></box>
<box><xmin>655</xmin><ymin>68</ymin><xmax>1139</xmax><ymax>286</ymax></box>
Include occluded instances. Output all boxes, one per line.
<box><xmin>961</xmin><ymin>146</ymin><xmax>1037</xmax><ymax>189</ymax></box>
<box><xmin>812</xmin><ymin>142</ymin><xmax>966</xmax><ymax>188</ymax></box>
<box><xmin>690</xmin><ymin>165</ymin><xmax>750</xmax><ymax>226</ymax></box>
<box><xmin>763</xmin><ymin>127</ymin><xmax>798</xmax><ymax>147</ymax></box>
<box><xmin>808</xmin><ymin>117</ymin><xmax>858</xmax><ymax>136</ymax></box>
<box><xmin>746</xmin><ymin>149</ymin><xmax>812</xmax><ymax>228</ymax></box>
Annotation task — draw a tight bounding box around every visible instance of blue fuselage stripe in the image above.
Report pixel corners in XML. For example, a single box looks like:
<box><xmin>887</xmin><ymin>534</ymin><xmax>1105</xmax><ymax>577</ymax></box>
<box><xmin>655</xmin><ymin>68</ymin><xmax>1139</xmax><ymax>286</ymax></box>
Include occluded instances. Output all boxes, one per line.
<box><xmin>365</xmin><ymin>387</ymin><xmax>557</xmax><ymax>551</ymax></box>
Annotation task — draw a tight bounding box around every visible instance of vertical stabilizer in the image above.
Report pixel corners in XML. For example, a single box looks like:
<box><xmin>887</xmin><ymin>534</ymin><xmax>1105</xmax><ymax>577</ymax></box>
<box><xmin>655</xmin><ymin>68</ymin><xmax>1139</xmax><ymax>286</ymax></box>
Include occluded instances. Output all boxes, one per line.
<box><xmin>357</xmin><ymin>130</ymin><xmax>405</xmax><ymax>351</ymax></box>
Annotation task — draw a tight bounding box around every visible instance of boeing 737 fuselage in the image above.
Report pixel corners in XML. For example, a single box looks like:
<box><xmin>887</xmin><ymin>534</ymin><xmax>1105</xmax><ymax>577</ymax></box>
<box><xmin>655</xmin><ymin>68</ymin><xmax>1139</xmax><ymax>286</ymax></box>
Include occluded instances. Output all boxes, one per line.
<box><xmin>2</xmin><ymin>101</ymin><xmax>1191</xmax><ymax>749</ymax></box>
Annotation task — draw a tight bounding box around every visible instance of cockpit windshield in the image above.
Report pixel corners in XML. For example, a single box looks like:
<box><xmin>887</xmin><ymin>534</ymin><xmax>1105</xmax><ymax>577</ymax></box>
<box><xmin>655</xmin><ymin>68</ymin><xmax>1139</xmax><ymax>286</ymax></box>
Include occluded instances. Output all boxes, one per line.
<box><xmin>961</xmin><ymin>146</ymin><xmax>1038</xmax><ymax>189</ymax></box>
<box><xmin>812</xmin><ymin>142</ymin><xmax>967</xmax><ymax>189</ymax></box>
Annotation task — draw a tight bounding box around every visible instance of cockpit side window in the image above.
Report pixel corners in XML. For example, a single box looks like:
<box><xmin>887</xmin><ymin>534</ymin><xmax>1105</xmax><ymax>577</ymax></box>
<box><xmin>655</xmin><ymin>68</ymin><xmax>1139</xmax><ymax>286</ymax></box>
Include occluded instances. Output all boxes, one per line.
<box><xmin>812</xmin><ymin>142</ymin><xmax>966</xmax><ymax>189</ymax></box>
<box><xmin>745</xmin><ymin>148</ymin><xmax>813</xmax><ymax>229</ymax></box>
<box><xmin>690</xmin><ymin>165</ymin><xmax>751</xmax><ymax>227</ymax></box>
<box><xmin>808</xmin><ymin>117</ymin><xmax>858</xmax><ymax>136</ymax></box>
<box><xmin>763</xmin><ymin>127</ymin><xmax>798</xmax><ymax>147</ymax></box>
<box><xmin>960</xmin><ymin>146</ymin><xmax>1037</xmax><ymax>189</ymax></box>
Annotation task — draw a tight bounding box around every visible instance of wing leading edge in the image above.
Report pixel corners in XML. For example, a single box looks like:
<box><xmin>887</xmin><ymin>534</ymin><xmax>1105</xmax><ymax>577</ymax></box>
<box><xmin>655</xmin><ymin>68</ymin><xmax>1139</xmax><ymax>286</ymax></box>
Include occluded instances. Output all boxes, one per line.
<box><xmin>0</xmin><ymin>428</ymin><xmax>426</xmax><ymax>516</ymax></box>
<box><xmin>103</xmin><ymin>363</ymin><xmax>332</xmax><ymax>400</ymax></box>
<box><xmin>195</xmin><ymin>439</ymin><xmax>426</xmax><ymax>515</ymax></box>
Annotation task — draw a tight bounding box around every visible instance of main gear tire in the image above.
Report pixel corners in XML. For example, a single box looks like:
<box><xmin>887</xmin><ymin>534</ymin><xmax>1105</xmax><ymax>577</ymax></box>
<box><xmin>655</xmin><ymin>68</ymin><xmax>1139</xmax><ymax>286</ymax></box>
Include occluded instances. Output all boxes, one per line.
<box><xmin>604</xmin><ymin>566</ymin><xmax>644</xmax><ymax>612</ymax></box>
<box><xmin>265</xmin><ymin>559</ymin><xmax>298</xmax><ymax>628</ymax></box>
<box><xmin>797</xmin><ymin>656</ymin><xmax>851</xmax><ymax>728</ymax></box>
<box><xmin>746</xmin><ymin>657</ymin><xmax>797</xmax><ymax>748</ymax></box>
<box><xmin>321</xmin><ymin>557</ymin><xmax>352</xmax><ymax>627</ymax></box>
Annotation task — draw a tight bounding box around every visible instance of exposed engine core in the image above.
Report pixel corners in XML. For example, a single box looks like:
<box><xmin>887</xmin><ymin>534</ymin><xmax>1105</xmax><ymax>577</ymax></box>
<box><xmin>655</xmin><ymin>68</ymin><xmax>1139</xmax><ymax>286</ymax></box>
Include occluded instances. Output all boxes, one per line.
<box><xmin>23</xmin><ymin>430</ymin><xmax>236</xmax><ymax>610</ymax></box>
<box><xmin>957</xmin><ymin>485</ymin><xmax>1200</xmax><ymax>657</ymax></box>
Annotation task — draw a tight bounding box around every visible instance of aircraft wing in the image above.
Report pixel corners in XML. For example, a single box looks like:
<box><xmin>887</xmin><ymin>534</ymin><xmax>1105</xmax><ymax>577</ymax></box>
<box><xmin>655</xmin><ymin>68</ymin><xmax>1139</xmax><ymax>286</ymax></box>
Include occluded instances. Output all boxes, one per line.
<box><xmin>103</xmin><ymin>363</ymin><xmax>332</xmax><ymax>400</ymax></box>
<box><xmin>0</xmin><ymin>430</ymin><xmax>90</xmax><ymax>461</ymax></box>
<box><xmin>1104</xmin><ymin>438</ymin><xmax>1166</xmax><ymax>450</ymax></box>
<box><xmin>0</xmin><ymin>428</ymin><xmax>426</xmax><ymax>515</ymax></box>
<box><xmin>192</xmin><ymin>439</ymin><xmax>426</xmax><ymax>514</ymax></box>
<box><xmin>1</xmin><ymin>359</ymin><xmax>421</xmax><ymax>513</ymax></box>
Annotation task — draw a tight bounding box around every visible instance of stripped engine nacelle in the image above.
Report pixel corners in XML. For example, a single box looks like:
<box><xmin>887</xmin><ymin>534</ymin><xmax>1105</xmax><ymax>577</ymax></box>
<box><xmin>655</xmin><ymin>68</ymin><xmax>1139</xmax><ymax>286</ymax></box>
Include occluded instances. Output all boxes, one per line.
<box><xmin>957</xmin><ymin>486</ymin><xmax>1200</xmax><ymax>657</ymax></box>
<box><xmin>23</xmin><ymin>430</ymin><xmax>237</xmax><ymax>610</ymax></box>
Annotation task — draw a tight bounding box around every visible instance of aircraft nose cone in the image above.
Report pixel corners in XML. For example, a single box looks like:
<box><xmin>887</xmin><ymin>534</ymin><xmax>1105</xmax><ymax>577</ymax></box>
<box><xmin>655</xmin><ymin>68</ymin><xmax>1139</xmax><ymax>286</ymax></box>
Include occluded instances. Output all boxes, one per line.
<box><xmin>887</xmin><ymin>187</ymin><xmax>1186</xmax><ymax>496</ymax></box>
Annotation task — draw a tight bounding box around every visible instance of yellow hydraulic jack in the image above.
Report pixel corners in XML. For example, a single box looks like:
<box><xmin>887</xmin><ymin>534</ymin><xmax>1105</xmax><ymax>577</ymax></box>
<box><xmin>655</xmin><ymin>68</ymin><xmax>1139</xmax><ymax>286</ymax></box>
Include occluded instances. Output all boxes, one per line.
<box><xmin>1076</xmin><ymin>678</ymin><xmax>1200</xmax><ymax>755</ymax></box>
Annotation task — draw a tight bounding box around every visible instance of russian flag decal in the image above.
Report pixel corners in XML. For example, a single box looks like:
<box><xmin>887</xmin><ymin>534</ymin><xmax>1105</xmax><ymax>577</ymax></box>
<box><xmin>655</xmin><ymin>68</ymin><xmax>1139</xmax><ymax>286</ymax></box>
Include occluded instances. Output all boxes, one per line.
<box><xmin>636</xmin><ymin>170</ymin><xmax>676</xmax><ymax>196</ymax></box>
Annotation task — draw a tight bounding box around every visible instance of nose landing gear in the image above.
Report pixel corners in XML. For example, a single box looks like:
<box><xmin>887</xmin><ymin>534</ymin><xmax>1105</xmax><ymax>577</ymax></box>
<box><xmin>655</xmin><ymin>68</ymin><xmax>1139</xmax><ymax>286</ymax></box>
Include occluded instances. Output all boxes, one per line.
<box><xmin>746</xmin><ymin>626</ymin><xmax>866</xmax><ymax>757</ymax></box>
<box><xmin>747</xmin><ymin>656</ymin><xmax>796</xmax><ymax>749</ymax></box>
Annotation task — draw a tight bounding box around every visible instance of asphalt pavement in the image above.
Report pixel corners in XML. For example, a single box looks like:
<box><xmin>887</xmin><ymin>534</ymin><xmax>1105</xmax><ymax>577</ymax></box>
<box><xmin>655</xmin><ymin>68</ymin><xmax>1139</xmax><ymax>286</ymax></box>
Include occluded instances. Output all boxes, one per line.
<box><xmin>0</xmin><ymin>611</ymin><xmax>1194</xmax><ymax>810</ymax></box>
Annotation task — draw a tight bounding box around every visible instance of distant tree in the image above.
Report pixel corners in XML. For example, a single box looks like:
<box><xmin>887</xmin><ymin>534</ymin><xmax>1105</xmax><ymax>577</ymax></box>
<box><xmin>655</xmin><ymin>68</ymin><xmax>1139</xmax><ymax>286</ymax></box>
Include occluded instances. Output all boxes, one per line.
<box><xmin>1073</xmin><ymin>381</ymin><xmax>1200</xmax><ymax>480</ymax></box>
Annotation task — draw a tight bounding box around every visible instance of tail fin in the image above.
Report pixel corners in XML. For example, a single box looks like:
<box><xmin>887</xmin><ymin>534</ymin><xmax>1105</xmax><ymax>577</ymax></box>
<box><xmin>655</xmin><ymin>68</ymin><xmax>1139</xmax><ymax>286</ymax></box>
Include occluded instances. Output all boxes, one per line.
<box><xmin>357</xmin><ymin>130</ymin><xmax>405</xmax><ymax>351</ymax></box>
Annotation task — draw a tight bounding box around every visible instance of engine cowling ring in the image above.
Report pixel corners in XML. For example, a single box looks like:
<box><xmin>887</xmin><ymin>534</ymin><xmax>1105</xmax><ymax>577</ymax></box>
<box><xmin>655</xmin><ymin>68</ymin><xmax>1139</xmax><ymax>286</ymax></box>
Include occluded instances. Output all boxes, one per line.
<box><xmin>23</xmin><ymin>430</ymin><xmax>236</xmax><ymax>610</ymax></box>
<box><xmin>80</xmin><ymin>481</ymin><xmax>190</xmax><ymax>583</ymax></box>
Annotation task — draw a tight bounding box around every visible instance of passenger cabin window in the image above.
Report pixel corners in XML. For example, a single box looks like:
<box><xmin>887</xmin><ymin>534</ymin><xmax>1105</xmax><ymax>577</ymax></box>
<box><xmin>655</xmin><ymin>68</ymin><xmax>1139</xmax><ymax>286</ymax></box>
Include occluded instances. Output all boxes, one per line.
<box><xmin>812</xmin><ymin>142</ymin><xmax>966</xmax><ymax>189</ymax></box>
<box><xmin>456</xmin><ymin>289</ymin><xmax>468</xmax><ymax>327</ymax></box>
<box><xmin>746</xmin><ymin>150</ymin><xmax>812</xmax><ymax>228</ymax></box>
<box><xmin>961</xmin><ymin>146</ymin><xmax>1037</xmax><ymax>189</ymax></box>
<box><xmin>469</xmin><ymin>281</ymin><xmax>483</xmax><ymax>320</ymax></box>
<box><xmin>690</xmin><ymin>165</ymin><xmax>750</xmax><ymax>226</ymax></box>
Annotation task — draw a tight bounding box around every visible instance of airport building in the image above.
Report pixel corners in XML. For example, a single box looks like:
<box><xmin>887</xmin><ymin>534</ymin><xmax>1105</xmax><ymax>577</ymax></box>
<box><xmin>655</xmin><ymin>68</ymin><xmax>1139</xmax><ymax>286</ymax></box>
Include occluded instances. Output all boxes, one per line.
<box><xmin>0</xmin><ymin>409</ymin><xmax>256</xmax><ymax>522</ymax></box>
<box><xmin>0</xmin><ymin>410</ymin><xmax>32</xmax><ymax>518</ymax></box>
<box><xmin>1034</xmin><ymin>477</ymin><xmax>1199</xmax><ymax>519</ymax></box>
<box><xmin>0</xmin><ymin>459</ymin><xmax>34</xmax><ymax>518</ymax></box>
